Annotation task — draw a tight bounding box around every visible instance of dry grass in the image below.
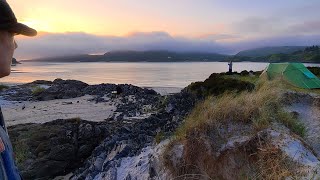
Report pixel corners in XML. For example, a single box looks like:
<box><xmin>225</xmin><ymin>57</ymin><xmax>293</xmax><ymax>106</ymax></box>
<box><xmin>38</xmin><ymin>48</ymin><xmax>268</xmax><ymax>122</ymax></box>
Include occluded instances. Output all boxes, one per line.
<box><xmin>165</xmin><ymin>131</ymin><xmax>302</xmax><ymax>180</ymax></box>
<box><xmin>176</xmin><ymin>76</ymin><xmax>305</xmax><ymax>139</ymax></box>
<box><xmin>164</xmin><ymin>77</ymin><xmax>306</xmax><ymax>179</ymax></box>
<box><xmin>250</xmin><ymin>142</ymin><xmax>301</xmax><ymax>180</ymax></box>
<box><xmin>223</xmin><ymin>74</ymin><xmax>260</xmax><ymax>84</ymax></box>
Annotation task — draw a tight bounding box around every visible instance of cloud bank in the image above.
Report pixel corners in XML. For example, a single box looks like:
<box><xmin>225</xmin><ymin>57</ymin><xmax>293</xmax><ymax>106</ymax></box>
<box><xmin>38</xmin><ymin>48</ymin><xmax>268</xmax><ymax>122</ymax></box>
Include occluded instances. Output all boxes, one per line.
<box><xmin>15</xmin><ymin>31</ymin><xmax>320</xmax><ymax>60</ymax></box>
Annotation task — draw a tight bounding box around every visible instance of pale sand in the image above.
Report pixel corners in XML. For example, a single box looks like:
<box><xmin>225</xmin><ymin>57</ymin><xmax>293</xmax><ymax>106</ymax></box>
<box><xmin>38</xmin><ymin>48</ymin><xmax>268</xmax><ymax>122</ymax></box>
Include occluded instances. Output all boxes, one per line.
<box><xmin>1</xmin><ymin>95</ymin><xmax>117</xmax><ymax>127</ymax></box>
<box><xmin>0</xmin><ymin>87</ymin><xmax>181</xmax><ymax>126</ymax></box>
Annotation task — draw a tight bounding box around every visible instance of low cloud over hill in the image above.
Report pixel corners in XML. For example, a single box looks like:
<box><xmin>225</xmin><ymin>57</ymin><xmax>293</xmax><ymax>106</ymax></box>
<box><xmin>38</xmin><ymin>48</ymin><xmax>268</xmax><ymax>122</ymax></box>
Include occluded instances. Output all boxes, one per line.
<box><xmin>15</xmin><ymin>31</ymin><xmax>320</xmax><ymax>60</ymax></box>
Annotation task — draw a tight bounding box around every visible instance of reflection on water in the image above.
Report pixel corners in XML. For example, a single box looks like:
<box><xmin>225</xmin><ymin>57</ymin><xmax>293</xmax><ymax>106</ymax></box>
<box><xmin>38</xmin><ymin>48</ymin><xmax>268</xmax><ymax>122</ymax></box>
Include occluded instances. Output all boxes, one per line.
<box><xmin>1</xmin><ymin>62</ymin><xmax>319</xmax><ymax>88</ymax></box>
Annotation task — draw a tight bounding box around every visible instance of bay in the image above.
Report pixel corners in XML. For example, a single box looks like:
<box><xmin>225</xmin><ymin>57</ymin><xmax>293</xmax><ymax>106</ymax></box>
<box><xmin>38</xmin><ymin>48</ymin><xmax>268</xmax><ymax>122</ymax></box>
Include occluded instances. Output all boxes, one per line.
<box><xmin>1</xmin><ymin>62</ymin><xmax>319</xmax><ymax>88</ymax></box>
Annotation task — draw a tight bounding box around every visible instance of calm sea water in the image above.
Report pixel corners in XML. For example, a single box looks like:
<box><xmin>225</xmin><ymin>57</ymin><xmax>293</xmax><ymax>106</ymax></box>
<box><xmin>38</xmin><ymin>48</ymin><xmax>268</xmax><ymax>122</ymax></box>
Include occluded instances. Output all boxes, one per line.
<box><xmin>1</xmin><ymin>62</ymin><xmax>319</xmax><ymax>88</ymax></box>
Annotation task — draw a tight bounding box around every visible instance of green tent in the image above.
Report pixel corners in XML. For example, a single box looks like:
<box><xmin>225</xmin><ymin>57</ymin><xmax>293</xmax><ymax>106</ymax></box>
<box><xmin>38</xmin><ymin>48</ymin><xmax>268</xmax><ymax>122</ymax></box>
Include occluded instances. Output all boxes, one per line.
<box><xmin>262</xmin><ymin>63</ymin><xmax>320</xmax><ymax>89</ymax></box>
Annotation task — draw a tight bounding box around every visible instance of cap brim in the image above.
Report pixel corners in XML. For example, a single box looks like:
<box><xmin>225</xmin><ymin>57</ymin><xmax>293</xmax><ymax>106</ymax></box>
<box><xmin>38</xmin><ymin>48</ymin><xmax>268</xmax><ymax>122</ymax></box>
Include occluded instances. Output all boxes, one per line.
<box><xmin>8</xmin><ymin>23</ymin><xmax>37</xmax><ymax>37</ymax></box>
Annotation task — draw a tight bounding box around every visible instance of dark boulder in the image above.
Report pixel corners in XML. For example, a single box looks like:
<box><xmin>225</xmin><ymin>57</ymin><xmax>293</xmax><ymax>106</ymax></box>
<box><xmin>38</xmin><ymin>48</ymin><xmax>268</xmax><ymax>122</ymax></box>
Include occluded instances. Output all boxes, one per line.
<box><xmin>34</xmin><ymin>79</ymin><xmax>89</xmax><ymax>100</ymax></box>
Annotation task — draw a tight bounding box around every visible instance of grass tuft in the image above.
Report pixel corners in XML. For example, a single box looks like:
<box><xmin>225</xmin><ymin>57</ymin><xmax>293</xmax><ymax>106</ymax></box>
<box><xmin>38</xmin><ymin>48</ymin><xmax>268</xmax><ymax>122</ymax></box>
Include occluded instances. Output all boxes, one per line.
<box><xmin>13</xmin><ymin>140</ymin><xmax>30</xmax><ymax>165</ymax></box>
<box><xmin>31</xmin><ymin>86</ymin><xmax>45</xmax><ymax>96</ymax></box>
<box><xmin>155</xmin><ymin>131</ymin><xmax>165</xmax><ymax>144</ymax></box>
<box><xmin>250</xmin><ymin>142</ymin><xmax>301</xmax><ymax>180</ymax></box>
<box><xmin>0</xmin><ymin>84</ymin><xmax>9</xmax><ymax>91</ymax></box>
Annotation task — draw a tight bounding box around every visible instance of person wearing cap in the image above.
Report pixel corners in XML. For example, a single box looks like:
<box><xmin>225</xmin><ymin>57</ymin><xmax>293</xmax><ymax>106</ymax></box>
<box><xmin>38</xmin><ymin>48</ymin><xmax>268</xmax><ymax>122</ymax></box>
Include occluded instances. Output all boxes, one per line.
<box><xmin>0</xmin><ymin>0</ymin><xmax>37</xmax><ymax>179</ymax></box>
<box><xmin>0</xmin><ymin>0</ymin><xmax>37</xmax><ymax>77</ymax></box>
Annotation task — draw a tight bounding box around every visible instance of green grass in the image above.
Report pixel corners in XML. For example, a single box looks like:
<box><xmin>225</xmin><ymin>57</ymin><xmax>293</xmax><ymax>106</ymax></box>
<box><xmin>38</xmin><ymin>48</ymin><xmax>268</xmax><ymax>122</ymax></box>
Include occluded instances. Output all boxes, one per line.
<box><xmin>223</xmin><ymin>74</ymin><xmax>260</xmax><ymax>84</ymax></box>
<box><xmin>31</xmin><ymin>86</ymin><xmax>45</xmax><ymax>95</ymax></box>
<box><xmin>13</xmin><ymin>141</ymin><xmax>30</xmax><ymax>165</ymax></box>
<box><xmin>155</xmin><ymin>131</ymin><xmax>165</xmax><ymax>144</ymax></box>
<box><xmin>276</xmin><ymin>110</ymin><xmax>306</xmax><ymax>137</ymax></box>
<box><xmin>0</xmin><ymin>84</ymin><xmax>9</xmax><ymax>91</ymax></box>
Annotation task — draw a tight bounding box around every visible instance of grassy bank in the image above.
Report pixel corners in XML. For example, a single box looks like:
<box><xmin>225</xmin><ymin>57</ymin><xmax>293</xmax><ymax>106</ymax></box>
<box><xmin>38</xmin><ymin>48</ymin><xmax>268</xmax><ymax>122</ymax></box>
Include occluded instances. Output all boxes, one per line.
<box><xmin>163</xmin><ymin>75</ymin><xmax>307</xmax><ymax>179</ymax></box>
<box><xmin>177</xmin><ymin>77</ymin><xmax>304</xmax><ymax>139</ymax></box>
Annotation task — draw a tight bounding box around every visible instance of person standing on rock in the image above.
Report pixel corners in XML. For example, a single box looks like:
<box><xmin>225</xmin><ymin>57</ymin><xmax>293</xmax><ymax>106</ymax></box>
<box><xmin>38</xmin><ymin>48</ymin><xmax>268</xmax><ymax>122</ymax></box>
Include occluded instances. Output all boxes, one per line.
<box><xmin>228</xmin><ymin>61</ymin><xmax>233</xmax><ymax>74</ymax></box>
<box><xmin>0</xmin><ymin>0</ymin><xmax>37</xmax><ymax>179</ymax></box>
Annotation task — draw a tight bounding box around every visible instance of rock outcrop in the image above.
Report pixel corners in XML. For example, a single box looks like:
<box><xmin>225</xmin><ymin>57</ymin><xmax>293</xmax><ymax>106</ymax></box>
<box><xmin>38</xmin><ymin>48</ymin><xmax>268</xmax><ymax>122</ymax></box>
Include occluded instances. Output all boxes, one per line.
<box><xmin>8</xmin><ymin>118</ymin><xmax>111</xmax><ymax>180</ymax></box>
<box><xmin>70</xmin><ymin>91</ymin><xmax>196</xmax><ymax>179</ymax></box>
<box><xmin>0</xmin><ymin>79</ymin><xmax>159</xmax><ymax>102</ymax></box>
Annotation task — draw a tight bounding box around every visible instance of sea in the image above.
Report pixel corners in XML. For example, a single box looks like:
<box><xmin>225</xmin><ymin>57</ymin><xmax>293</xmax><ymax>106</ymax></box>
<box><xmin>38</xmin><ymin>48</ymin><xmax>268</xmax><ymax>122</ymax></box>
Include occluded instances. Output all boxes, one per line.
<box><xmin>1</xmin><ymin>62</ymin><xmax>320</xmax><ymax>88</ymax></box>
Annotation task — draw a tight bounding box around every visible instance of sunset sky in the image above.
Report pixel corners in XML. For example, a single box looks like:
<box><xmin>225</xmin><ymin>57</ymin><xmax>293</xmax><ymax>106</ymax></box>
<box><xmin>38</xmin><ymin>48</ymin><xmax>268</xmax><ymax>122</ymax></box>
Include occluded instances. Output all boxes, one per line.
<box><xmin>8</xmin><ymin>0</ymin><xmax>320</xmax><ymax>59</ymax></box>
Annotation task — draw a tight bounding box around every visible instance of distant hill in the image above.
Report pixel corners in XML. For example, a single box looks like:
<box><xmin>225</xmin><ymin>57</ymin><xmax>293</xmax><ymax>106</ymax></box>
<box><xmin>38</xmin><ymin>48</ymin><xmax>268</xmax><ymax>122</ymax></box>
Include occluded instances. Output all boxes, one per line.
<box><xmin>27</xmin><ymin>51</ymin><xmax>230</xmax><ymax>62</ymax></box>
<box><xmin>102</xmin><ymin>51</ymin><xmax>229</xmax><ymax>62</ymax></box>
<box><xmin>229</xmin><ymin>45</ymin><xmax>320</xmax><ymax>63</ymax></box>
<box><xmin>264</xmin><ymin>45</ymin><xmax>320</xmax><ymax>63</ymax></box>
<box><xmin>236</xmin><ymin>46</ymin><xmax>306</xmax><ymax>57</ymax></box>
<box><xmin>25</xmin><ymin>47</ymin><xmax>320</xmax><ymax>63</ymax></box>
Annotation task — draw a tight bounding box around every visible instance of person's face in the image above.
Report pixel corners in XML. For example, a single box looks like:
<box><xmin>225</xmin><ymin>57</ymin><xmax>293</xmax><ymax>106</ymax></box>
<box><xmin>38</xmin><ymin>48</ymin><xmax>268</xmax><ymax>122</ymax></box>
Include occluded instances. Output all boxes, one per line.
<box><xmin>4</xmin><ymin>32</ymin><xmax>18</xmax><ymax>60</ymax></box>
<box><xmin>0</xmin><ymin>31</ymin><xmax>18</xmax><ymax>77</ymax></box>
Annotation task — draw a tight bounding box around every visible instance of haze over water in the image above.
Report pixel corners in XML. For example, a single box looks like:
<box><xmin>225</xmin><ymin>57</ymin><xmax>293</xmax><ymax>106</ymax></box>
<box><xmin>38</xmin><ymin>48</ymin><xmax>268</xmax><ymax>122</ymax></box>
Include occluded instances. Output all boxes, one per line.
<box><xmin>1</xmin><ymin>62</ymin><xmax>320</xmax><ymax>88</ymax></box>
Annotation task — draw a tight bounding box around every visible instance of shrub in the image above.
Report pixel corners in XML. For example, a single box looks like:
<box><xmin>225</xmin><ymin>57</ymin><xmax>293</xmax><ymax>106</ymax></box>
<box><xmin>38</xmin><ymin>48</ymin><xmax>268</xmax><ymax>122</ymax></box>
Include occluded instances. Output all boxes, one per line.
<box><xmin>240</xmin><ymin>70</ymin><xmax>249</xmax><ymax>76</ymax></box>
<box><xmin>186</xmin><ymin>73</ymin><xmax>254</xmax><ymax>98</ymax></box>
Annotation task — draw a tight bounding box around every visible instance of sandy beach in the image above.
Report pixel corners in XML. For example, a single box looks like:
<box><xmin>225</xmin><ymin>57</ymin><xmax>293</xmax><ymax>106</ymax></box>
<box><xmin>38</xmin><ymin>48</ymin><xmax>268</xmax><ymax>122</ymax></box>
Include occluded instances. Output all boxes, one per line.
<box><xmin>0</xmin><ymin>86</ymin><xmax>181</xmax><ymax>126</ymax></box>
<box><xmin>1</xmin><ymin>95</ymin><xmax>117</xmax><ymax>126</ymax></box>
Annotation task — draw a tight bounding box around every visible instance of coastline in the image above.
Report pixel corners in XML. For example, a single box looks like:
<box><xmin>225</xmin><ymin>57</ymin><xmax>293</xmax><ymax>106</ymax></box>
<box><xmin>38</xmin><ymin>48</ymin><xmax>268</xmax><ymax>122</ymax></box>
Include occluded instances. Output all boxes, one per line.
<box><xmin>1</xmin><ymin>70</ymin><xmax>320</xmax><ymax>179</ymax></box>
<box><xmin>0</xmin><ymin>80</ymin><xmax>182</xmax><ymax>127</ymax></box>
<box><xmin>1</xmin><ymin>78</ymin><xmax>191</xmax><ymax>179</ymax></box>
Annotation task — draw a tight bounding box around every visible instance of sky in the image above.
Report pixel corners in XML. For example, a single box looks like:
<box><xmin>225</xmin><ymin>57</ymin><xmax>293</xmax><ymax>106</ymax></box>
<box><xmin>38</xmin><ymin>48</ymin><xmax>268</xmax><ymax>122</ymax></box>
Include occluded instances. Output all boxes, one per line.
<box><xmin>8</xmin><ymin>0</ymin><xmax>320</xmax><ymax>59</ymax></box>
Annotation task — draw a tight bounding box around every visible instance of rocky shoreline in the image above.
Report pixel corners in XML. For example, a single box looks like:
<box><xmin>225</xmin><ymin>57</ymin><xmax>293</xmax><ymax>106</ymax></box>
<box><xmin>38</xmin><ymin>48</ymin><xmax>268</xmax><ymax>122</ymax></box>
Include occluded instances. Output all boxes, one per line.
<box><xmin>1</xmin><ymin>72</ymin><xmax>320</xmax><ymax>179</ymax></box>
<box><xmin>0</xmin><ymin>78</ymin><xmax>197</xmax><ymax>179</ymax></box>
